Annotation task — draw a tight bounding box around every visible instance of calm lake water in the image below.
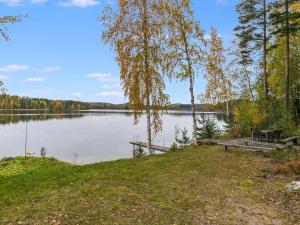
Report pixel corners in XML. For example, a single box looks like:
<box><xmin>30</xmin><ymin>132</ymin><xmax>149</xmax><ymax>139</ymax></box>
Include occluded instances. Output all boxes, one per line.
<box><xmin>0</xmin><ymin>110</ymin><xmax>226</xmax><ymax>164</ymax></box>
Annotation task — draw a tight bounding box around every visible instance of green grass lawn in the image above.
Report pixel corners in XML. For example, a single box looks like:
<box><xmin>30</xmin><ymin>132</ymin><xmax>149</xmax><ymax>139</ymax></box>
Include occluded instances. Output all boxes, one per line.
<box><xmin>0</xmin><ymin>146</ymin><xmax>299</xmax><ymax>225</ymax></box>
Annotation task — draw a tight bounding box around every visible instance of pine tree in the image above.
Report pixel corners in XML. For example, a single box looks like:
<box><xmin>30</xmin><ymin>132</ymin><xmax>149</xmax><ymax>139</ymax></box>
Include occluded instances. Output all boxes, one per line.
<box><xmin>234</xmin><ymin>0</ymin><xmax>269</xmax><ymax>105</ymax></box>
<box><xmin>269</xmin><ymin>0</ymin><xmax>300</xmax><ymax>109</ymax></box>
<box><xmin>230</xmin><ymin>42</ymin><xmax>255</xmax><ymax>101</ymax></box>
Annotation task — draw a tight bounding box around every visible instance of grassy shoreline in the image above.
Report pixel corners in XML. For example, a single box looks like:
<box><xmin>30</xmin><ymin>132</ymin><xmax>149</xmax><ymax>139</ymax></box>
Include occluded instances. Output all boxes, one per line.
<box><xmin>0</xmin><ymin>146</ymin><xmax>299</xmax><ymax>224</ymax></box>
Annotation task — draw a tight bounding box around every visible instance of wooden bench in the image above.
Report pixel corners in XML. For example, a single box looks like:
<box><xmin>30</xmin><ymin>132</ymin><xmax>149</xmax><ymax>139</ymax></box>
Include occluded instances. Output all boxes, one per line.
<box><xmin>222</xmin><ymin>144</ymin><xmax>273</xmax><ymax>152</ymax></box>
<box><xmin>279</xmin><ymin>136</ymin><xmax>299</xmax><ymax>145</ymax></box>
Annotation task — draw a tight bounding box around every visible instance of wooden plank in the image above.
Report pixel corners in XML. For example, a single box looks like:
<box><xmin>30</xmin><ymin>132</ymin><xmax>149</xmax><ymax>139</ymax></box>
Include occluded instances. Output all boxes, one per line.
<box><xmin>279</xmin><ymin>136</ymin><xmax>299</xmax><ymax>144</ymax></box>
<box><xmin>214</xmin><ymin>139</ymin><xmax>294</xmax><ymax>152</ymax></box>
<box><xmin>220</xmin><ymin>143</ymin><xmax>273</xmax><ymax>152</ymax></box>
<box><xmin>293</xmin><ymin>146</ymin><xmax>300</xmax><ymax>151</ymax></box>
<box><xmin>130</xmin><ymin>142</ymin><xmax>169</xmax><ymax>152</ymax></box>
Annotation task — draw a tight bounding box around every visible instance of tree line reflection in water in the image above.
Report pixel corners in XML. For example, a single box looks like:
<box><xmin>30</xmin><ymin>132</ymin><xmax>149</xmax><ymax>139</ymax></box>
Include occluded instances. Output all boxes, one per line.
<box><xmin>0</xmin><ymin>110</ymin><xmax>227</xmax><ymax>126</ymax></box>
<box><xmin>0</xmin><ymin>111</ymin><xmax>84</xmax><ymax>125</ymax></box>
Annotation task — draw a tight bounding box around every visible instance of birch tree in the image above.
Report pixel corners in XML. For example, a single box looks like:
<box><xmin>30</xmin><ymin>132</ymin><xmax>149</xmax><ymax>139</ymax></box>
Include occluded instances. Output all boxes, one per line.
<box><xmin>100</xmin><ymin>0</ymin><xmax>169</xmax><ymax>153</ymax></box>
<box><xmin>0</xmin><ymin>15</ymin><xmax>23</xmax><ymax>41</ymax></box>
<box><xmin>1</xmin><ymin>15</ymin><xmax>23</xmax><ymax>92</ymax></box>
<box><xmin>164</xmin><ymin>0</ymin><xmax>206</xmax><ymax>143</ymax></box>
<box><xmin>204</xmin><ymin>27</ymin><xmax>235</xmax><ymax>117</ymax></box>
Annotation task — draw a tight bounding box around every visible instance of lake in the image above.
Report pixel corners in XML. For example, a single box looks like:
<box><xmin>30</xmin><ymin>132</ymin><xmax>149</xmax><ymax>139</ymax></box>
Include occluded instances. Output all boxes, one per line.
<box><xmin>0</xmin><ymin>110</ymin><xmax>227</xmax><ymax>164</ymax></box>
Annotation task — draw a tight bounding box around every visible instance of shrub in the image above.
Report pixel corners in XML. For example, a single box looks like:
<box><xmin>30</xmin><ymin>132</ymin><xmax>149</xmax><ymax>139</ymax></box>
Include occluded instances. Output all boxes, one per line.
<box><xmin>133</xmin><ymin>146</ymin><xmax>146</xmax><ymax>158</ymax></box>
<box><xmin>229</xmin><ymin>101</ymin><xmax>265</xmax><ymax>137</ymax></box>
<box><xmin>276</xmin><ymin>159</ymin><xmax>300</xmax><ymax>175</ymax></box>
<box><xmin>264</xmin><ymin>149</ymin><xmax>299</xmax><ymax>164</ymax></box>
<box><xmin>40</xmin><ymin>147</ymin><xmax>46</xmax><ymax>158</ymax></box>
<box><xmin>169</xmin><ymin>142</ymin><xmax>178</xmax><ymax>151</ymax></box>
<box><xmin>266</xmin><ymin>106</ymin><xmax>299</xmax><ymax>138</ymax></box>
<box><xmin>195</xmin><ymin>115</ymin><xmax>221</xmax><ymax>144</ymax></box>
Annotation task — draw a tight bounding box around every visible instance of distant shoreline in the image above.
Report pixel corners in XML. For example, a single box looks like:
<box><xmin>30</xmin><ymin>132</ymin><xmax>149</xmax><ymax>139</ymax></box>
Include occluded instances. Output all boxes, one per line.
<box><xmin>0</xmin><ymin>108</ymin><xmax>225</xmax><ymax>115</ymax></box>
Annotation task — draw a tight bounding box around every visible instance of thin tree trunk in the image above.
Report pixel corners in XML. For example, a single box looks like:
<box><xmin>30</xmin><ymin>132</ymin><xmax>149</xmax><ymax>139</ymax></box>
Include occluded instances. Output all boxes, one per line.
<box><xmin>24</xmin><ymin>119</ymin><xmax>28</xmax><ymax>158</ymax></box>
<box><xmin>189</xmin><ymin>74</ymin><xmax>197</xmax><ymax>144</ymax></box>
<box><xmin>146</xmin><ymin>96</ymin><xmax>152</xmax><ymax>154</ymax></box>
<box><xmin>175</xmin><ymin>0</ymin><xmax>197</xmax><ymax>145</ymax></box>
<box><xmin>285</xmin><ymin>0</ymin><xmax>290</xmax><ymax>110</ymax></box>
<box><xmin>243</xmin><ymin>65</ymin><xmax>255</xmax><ymax>101</ymax></box>
<box><xmin>181</xmin><ymin>24</ymin><xmax>197</xmax><ymax>143</ymax></box>
<box><xmin>226</xmin><ymin>101</ymin><xmax>230</xmax><ymax>118</ymax></box>
<box><xmin>142</xmin><ymin>0</ymin><xmax>152</xmax><ymax>154</ymax></box>
<box><xmin>263</xmin><ymin>0</ymin><xmax>268</xmax><ymax>106</ymax></box>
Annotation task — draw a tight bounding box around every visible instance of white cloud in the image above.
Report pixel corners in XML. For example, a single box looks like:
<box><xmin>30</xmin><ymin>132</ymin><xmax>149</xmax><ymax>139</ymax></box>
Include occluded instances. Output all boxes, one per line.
<box><xmin>73</xmin><ymin>92</ymin><xmax>82</xmax><ymax>97</ymax></box>
<box><xmin>26</xmin><ymin>77</ymin><xmax>45</xmax><ymax>82</ymax></box>
<box><xmin>0</xmin><ymin>0</ymin><xmax>47</xmax><ymax>6</ymax></box>
<box><xmin>59</xmin><ymin>0</ymin><xmax>99</xmax><ymax>7</ymax></box>
<box><xmin>31</xmin><ymin>0</ymin><xmax>46</xmax><ymax>4</ymax></box>
<box><xmin>0</xmin><ymin>0</ymin><xmax>21</xmax><ymax>6</ymax></box>
<box><xmin>35</xmin><ymin>66</ymin><xmax>61</xmax><ymax>73</ymax></box>
<box><xmin>96</xmin><ymin>91</ymin><xmax>123</xmax><ymax>97</ymax></box>
<box><xmin>0</xmin><ymin>75</ymin><xmax>10</xmax><ymax>80</ymax></box>
<box><xmin>101</xmin><ymin>83</ymin><xmax>121</xmax><ymax>89</ymax></box>
<box><xmin>87</xmin><ymin>72</ymin><xmax>120</xmax><ymax>84</ymax></box>
<box><xmin>87</xmin><ymin>72</ymin><xmax>111</xmax><ymax>80</ymax></box>
<box><xmin>0</xmin><ymin>64</ymin><xmax>29</xmax><ymax>72</ymax></box>
<box><xmin>216</xmin><ymin>0</ymin><xmax>227</xmax><ymax>4</ymax></box>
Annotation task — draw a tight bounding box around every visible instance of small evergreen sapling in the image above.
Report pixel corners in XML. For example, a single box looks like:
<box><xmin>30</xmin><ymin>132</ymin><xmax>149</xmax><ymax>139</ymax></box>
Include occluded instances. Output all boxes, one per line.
<box><xmin>196</xmin><ymin>115</ymin><xmax>221</xmax><ymax>144</ymax></box>
<box><xmin>40</xmin><ymin>147</ymin><xmax>46</xmax><ymax>158</ymax></box>
<box><xmin>133</xmin><ymin>146</ymin><xmax>146</xmax><ymax>158</ymax></box>
<box><xmin>169</xmin><ymin>142</ymin><xmax>178</xmax><ymax>151</ymax></box>
<box><xmin>175</xmin><ymin>127</ymin><xmax>191</xmax><ymax>148</ymax></box>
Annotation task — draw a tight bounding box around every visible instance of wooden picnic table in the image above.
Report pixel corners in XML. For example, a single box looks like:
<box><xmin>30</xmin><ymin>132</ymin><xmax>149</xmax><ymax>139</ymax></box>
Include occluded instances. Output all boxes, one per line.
<box><xmin>260</xmin><ymin>130</ymin><xmax>274</xmax><ymax>142</ymax></box>
<box><xmin>252</xmin><ymin>129</ymin><xmax>282</xmax><ymax>143</ymax></box>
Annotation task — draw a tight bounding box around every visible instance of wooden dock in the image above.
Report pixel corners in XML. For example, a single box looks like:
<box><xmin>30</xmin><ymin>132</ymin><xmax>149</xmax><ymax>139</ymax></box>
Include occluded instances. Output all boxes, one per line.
<box><xmin>130</xmin><ymin>142</ymin><xmax>169</xmax><ymax>152</ymax></box>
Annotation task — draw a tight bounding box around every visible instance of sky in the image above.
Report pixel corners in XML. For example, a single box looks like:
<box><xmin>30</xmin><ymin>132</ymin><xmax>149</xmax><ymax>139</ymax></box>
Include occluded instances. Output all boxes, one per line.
<box><xmin>0</xmin><ymin>0</ymin><xmax>239</xmax><ymax>103</ymax></box>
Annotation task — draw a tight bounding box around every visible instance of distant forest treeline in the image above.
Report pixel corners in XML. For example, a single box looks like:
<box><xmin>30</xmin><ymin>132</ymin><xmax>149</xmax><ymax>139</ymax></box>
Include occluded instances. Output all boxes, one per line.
<box><xmin>0</xmin><ymin>94</ymin><xmax>219</xmax><ymax>111</ymax></box>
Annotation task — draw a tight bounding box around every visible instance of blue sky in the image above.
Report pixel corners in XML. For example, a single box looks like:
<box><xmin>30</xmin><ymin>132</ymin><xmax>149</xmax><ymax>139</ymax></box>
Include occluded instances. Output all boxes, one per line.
<box><xmin>0</xmin><ymin>0</ymin><xmax>238</xmax><ymax>103</ymax></box>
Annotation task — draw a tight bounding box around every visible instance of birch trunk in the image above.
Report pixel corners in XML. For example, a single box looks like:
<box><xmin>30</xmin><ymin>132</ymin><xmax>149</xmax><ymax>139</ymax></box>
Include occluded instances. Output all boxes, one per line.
<box><xmin>142</xmin><ymin>0</ymin><xmax>152</xmax><ymax>154</ymax></box>
<box><xmin>146</xmin><ymin>96</ymin><xmax>152</xmax><ymax>154</ymax></box>
<box><xmin>189</xmin><ymin>74</ymin><xmax>197</xmax><ymax>144</ymax></box>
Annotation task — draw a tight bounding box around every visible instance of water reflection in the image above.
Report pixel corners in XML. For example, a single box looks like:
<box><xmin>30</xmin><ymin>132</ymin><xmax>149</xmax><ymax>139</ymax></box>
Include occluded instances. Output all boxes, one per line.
<box><xmin>0</xmin><ymin>110</ymin><xmax>226</xmax><ymax>164</ymax></box>
<box><xmin>0</xmin><ymin>113</ymin><xmax>84</xmax><ymax>125</ymax></box>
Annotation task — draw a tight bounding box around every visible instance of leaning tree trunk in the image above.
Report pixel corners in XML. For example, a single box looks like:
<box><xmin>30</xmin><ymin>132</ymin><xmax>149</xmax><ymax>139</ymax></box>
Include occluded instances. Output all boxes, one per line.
<box><xmin>177</xmin><ymin>9</ymin><xmax>197</xmax><ymax>145</ymax></box>
<box><xmin>284</xmin><ymin>0</ymin><xmax>290</xmax><ymax>110</ymax></box>
<box><xmin>182</xmin><ymin>28</ymin><xmax>197</xmax><ymax>144</ymax></box>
